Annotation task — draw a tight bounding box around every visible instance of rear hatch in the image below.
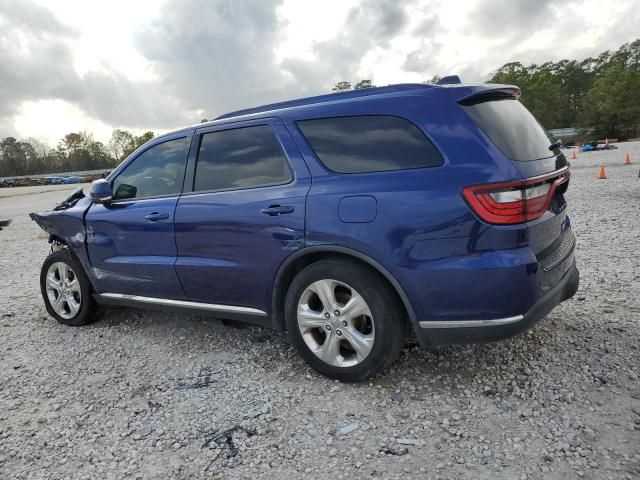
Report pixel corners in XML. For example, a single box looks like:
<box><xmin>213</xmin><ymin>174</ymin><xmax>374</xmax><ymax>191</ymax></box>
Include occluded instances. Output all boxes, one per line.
<box><xmin>459</xmin><ymin>89</ymin><xmax>574</xmax><ymax>285</ymax></box>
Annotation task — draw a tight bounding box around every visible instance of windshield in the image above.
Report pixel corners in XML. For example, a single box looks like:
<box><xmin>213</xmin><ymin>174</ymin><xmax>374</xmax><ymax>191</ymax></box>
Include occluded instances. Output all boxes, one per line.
<box><xmin>462</xmin><ymin>98</ymin><xmax>554</xmax><ymax>161</ymax></box>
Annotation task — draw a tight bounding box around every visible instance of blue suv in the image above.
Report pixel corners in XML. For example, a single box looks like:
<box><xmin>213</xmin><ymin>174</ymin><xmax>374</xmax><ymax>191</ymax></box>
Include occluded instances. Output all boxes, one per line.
<box><xmin>31</xmin><ymin>81</ymin><xmax>579</xmax><ymax>381</ymax></box>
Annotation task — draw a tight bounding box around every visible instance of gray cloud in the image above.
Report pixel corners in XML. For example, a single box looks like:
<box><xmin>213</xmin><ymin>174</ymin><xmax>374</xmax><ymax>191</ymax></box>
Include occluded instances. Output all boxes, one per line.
<box><xmin>400</xmin><ymin>11</ymin><xmax>443</xmax><ymax>78</ymax></box>
<box><xmin>0</xmin><ymin>0</ymin><xmax>192</xmax><ymax>137</ymax></box>
<box><xmin>79</xmin><ymin>72</ymin><xmax>192</xmax><ymax>127</ymax></box>
<box><xmin>402</xmin><ymin>14</ymin><xmax>442</xmax><ymax>77</ymax></box>
<box><xmin>0</xmin><ymin>1</ymin><xmax>80</xmax><ymax>124</ymax></box>
<box><xmin>136</xmin><ymin>0</ymin><xmax>297</xmax><ymax>118</ymax></box>
<box><xmin>0</xmin><ymin>0</ymin><xmax>77</xmax><ymax>36</ymax></box>
<box><xmin>402</xmin><ymin>40</ymin><xmax>441</xmax><ymax>74</ymax></box>
<box><xmin>311</xmin><ymin>0</ymin><xmax>415</xmax><ymax>81</ymax></box>
<box><xmin>461</xmin><ymin>0</ymin><xmax>640</xmax><ymax>81</ymax></box>
<box><xmin>134</xmin><ymin>0</ymin><xmax>417</xmax><ymax>118</ymax></box>
<box><xmin>467</xmin><ymin>0</ymin><xmax>559</xmax><ymax>38</ymax></box>
<box><xmin>412</xmin><ymin>15</ymin><xmax>440</xmax><ymax>37</ymax></box>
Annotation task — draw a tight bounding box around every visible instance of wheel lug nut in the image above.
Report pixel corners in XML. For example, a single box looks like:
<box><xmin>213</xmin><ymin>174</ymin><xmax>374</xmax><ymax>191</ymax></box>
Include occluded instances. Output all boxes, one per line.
<box><xmin>325</xmin><ymin>325</ymin><xmax>331</xmax><ymax>331</ymax></box>
<box><xmin>341</xmin><ymin>320</ymin><xmax>347</xmax><ymax>327</ymax></box>
<box><xmin>336</xmin><ymin>330</ymin><xmax>342</xmax><ymax>336</ymax></box>
<box><xmin>334</xmin><ymin>310</ymin><xmax>340</xmax><ymax>316</ymax></box>
<box><xmin>324</xmin><ymin>312</ymin><xmax>330</xmax><ymax>319</ymax></box>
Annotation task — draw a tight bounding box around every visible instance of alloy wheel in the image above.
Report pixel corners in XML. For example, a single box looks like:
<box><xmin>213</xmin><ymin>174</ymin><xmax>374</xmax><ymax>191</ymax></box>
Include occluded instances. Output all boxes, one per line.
<box><xmin>45</xmin><ymin>261</ymin><xmax>82</xmax><ymax>319</ymax></box>
<box><xmin>297</xmin><ymin>279</ymin><xmax>375</xmax><ymax>367</ymax></box>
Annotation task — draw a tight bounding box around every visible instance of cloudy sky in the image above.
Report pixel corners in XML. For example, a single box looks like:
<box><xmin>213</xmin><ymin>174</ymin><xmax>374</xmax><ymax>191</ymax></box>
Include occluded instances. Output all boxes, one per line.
<box><xmin>1</xmin><ymin>0</ymin><xmax>638</xmax><ymax>145</ymax></box>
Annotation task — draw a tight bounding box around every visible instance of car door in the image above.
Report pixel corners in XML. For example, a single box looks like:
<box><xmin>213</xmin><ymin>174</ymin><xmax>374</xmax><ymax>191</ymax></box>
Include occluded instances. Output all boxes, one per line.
<box><xmin>174</xmin><ymin>119</ymin><xmax>310</xmax><ymax>313</ymax></box>
<box><xmin>85</xmin><ymin>132</ymin><xmax>192</xmax><ymax>298</ymax></box>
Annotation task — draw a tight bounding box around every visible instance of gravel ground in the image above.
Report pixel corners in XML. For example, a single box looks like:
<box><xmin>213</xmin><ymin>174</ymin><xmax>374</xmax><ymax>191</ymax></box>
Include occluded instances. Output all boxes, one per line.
<box><xmin>1</xmin><ymin>144</ymin><xmax>639</xmax><ymax>480</ymax></box>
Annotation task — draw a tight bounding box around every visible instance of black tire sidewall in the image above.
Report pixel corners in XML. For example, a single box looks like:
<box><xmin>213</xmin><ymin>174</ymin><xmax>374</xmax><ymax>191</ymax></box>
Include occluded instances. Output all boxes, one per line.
<box><xmin>285</xmin><ymin>260</ymin><xmax>404</xmax><ymax>381</ymax></box>
<box><xmin>40</xmin><ymin>250</ymin><xmax>96</xmax><ymax>326</ymax></box>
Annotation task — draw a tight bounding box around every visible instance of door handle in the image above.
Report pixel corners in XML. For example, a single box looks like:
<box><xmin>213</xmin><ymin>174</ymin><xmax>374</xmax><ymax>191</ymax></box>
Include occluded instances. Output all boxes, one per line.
<box><xmin>260</xmin><ymin>205</ymin><xmax>294</xmax><ymax>216</ymax></box>
<box><xmin>144</xmin><ymin>212</ymin><xmax>170</xmax><ymax>221</ymax></box>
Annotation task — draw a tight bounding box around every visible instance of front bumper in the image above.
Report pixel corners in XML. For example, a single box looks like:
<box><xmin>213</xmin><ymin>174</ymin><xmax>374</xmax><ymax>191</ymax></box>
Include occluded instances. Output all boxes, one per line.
<box><xmin>416</xmin><ymin>261</ymin><xmax>579</xmax><ymax>347</ymax></box>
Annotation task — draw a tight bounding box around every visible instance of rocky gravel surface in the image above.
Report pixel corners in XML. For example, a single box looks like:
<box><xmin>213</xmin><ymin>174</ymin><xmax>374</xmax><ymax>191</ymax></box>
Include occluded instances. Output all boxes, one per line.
<box><xmin>1</xmin><ymin>144</ymin><xmax>639</xmax><ymax>479</ymax></box>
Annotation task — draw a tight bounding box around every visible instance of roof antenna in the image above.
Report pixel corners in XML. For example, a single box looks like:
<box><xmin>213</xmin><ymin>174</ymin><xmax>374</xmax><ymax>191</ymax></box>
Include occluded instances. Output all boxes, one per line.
<box><xmin>436</xmin><ymin>75</ymin><xmax>462</xmax><ymax>85</ymax></box>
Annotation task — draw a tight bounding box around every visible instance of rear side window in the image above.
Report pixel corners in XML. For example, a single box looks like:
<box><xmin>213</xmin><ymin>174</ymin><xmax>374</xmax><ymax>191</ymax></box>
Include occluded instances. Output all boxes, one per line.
<box><xmin>112</xmin><ymin>137</ymin><xmax>188</xmax><ymax>200</ymax></box>
<box><xmin>462</xmin><ymin>98</ymin><xmax>554</xmax><ymax>161</ymax></box>
<box><xmin>194</xmin><ymin>125</ymin><xmax>292</xmax><ymax>192</ymax></box>
<box><xmin>297</xmin><ymin>115</ymin><xmax>443</xmax><ymax>173</ymax></box>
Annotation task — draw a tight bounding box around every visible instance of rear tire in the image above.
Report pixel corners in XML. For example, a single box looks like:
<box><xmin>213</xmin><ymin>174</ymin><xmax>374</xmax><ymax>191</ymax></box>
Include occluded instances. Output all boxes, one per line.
<box><xmin>285</xmin><ymin>259</ymin><xmax>406</xmax><ymax>382</ymax></box>
<box><xmin>40</xmin><ymin>249</ymin><xmax>97</xmax><ymax>326</ymax></box>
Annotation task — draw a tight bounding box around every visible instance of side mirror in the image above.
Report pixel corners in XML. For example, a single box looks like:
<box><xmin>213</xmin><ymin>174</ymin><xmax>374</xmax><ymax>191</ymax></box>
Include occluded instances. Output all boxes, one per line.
<box><xmin>89</xmin><ymin>179</ymin><xmax>112</xmax><ymax>204</ymax></box>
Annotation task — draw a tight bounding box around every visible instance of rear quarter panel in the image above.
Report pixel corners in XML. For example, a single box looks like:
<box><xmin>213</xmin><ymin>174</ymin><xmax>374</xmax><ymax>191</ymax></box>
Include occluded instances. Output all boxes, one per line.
<box><xmin>283</xmin><ymin>90</ymin><xmax>540</xmax><ymax>322</ymax></box>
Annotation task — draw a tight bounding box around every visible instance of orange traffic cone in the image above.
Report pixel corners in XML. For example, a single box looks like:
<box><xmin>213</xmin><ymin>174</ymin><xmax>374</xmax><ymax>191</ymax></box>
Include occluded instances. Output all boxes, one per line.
<box><xmin>605</xmin><ymin>138</ymin><xmax>609</xmax><ymax>145</ymax></box>
<box><xmin>598</xmin><ymin>164</ymin><xmax>607</xmax><ymax>179</ymax></box>
<box><xmin>624</xmin><ymin>153</ymin><xmax>632</xmax><ymax>165</ymax></box>
<box><xmin>572</xmin><ymin>150</ymin><xmax>577</xmax><ymax>159</ymax></box>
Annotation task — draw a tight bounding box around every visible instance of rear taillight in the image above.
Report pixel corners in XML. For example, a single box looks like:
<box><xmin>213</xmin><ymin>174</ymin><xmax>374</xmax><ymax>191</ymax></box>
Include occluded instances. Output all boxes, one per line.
<box><xmin>462</xmin><ymin>168</ymin><xmax>570</xmax><ymax>225</ymax></box>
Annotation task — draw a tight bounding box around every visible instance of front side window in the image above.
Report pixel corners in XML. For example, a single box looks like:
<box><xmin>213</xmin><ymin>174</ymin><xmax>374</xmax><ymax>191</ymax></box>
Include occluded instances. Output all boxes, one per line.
<box><xmin>297</xmin><ymin>115</ymin><xmax>443</xmax><ymax>173</ymax></box>
<box><xmin>112</xmin><ymin>137</ymin><xmax>189</xmax><ymax>200</ymax></box>
<box><xmin>194</xmin><ymin>125</ymin><xmax>292</xmax><ymax>192</ymax></box>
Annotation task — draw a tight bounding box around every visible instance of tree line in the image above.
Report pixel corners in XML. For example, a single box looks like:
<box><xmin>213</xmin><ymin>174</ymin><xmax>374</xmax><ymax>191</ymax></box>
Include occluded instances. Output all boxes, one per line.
<box><xmin>488</xmin><ymin>39</ymin><xmax>640</xmax><ymax>139</ymax></box>
<box><xmin>334</xmin><ymin>40</ymin><xmax>640</xmax><ymax>140</ymax></box>
<box><xmin>0</xmin><ymin>130</ymin><xmax>154</xmax><ymax>177</ymax></box>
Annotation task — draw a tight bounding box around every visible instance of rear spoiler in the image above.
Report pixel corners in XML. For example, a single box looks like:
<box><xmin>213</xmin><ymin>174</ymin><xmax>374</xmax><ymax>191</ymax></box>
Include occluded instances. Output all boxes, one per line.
<box><xmin>456</xmin><ymin>84</ymin><xmax>521</xmax><ymax>105</ymax></box>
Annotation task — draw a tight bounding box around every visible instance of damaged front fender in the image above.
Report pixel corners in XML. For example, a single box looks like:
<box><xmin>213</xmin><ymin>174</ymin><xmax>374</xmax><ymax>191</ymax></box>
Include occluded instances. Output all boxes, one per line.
<box><xmin>30</xmin><ymin>188</ymin><xmax>99</xmax><ymax>289</ymax></box>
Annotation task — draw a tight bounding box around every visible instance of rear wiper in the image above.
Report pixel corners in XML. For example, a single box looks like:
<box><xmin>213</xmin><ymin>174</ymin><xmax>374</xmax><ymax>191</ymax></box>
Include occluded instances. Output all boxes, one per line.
<box><xmin>549</xmin><ymin>140</ymin><xmax>562</xmax><ymax>151</ymax></box>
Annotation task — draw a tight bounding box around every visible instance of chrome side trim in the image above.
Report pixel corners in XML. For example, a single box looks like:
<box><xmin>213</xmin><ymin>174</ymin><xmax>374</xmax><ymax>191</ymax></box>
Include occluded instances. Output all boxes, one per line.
<box><xmin>419</xmin><ymin>315</ymin><xmax>524</xmax><ymax>329</ymax></box>
<box><xmin>96</xmin><ymin>293</ymin><xmax>267</xmax><ymax>317</ymax></box>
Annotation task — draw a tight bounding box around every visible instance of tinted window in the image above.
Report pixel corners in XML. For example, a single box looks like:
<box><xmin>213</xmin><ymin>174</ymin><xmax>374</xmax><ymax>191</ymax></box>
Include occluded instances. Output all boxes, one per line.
<box><xmin>112</xmin><ymin>137</ymin><xmax>188</xmax><ymax>200</ymax></box>
<box><xmin>194</xmin><ymin>125</ymin><xmax>291</xmax><ymax>192</ymax></box>
<box><xmin>297</xmin><ymin>115</ymin><xmax>443</xmax><ymax>173</ymax></box>
<box><xmin>462</xmin><ymin>98</ymin><xmax>554</xmax><ymax>161</ymax></box>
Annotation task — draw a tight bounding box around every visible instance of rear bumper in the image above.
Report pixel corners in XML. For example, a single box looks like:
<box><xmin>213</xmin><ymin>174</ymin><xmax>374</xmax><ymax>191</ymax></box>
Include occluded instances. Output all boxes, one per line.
<box><xmin>416</xmin><ymin>261</ymin><xmax>579</xmax><ymax>347</ymax></box>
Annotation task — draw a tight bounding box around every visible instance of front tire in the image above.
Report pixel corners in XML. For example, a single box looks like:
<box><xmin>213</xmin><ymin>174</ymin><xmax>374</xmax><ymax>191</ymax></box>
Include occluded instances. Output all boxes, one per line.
<box><xmin>40</xmin><ymin>249</ymin><xmax>97</xmax><ymax>326</ymax></box>
<box><xmin>285</xmin><ymin>259</ymin><xmax>406</xmax><ymax>382</ymax></box>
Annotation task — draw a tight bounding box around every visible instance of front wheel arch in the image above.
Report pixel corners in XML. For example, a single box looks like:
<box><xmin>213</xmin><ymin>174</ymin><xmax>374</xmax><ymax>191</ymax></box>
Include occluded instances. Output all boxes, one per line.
<box><xmin>271</xmin><ymin>246</ymin><xmax>417</xmax><ymax>331</ymax></box>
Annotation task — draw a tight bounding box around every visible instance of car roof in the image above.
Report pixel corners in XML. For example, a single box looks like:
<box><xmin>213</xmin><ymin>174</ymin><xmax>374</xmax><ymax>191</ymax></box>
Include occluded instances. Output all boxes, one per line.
<box><xmin>156</xmin><ymin>82</ymin><xmax>518</xmax><ymax>140</ymax></box>
<box><xmin>155</xmin><ymin>83</ymin><xmax>437</xmax><ymax>139</ymax></box>
<box><xmin>215</xmin><ymin>83</ymin><xmax>436</xmax><ymax>120</ymax></box>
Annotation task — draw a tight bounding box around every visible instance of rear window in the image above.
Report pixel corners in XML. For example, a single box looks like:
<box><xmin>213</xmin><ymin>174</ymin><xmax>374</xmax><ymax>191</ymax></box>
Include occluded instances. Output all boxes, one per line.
<box><xmin>297</xmin><ymin>115</ymin><xmax>443</xmax><ymax>173</ymax></box>
<box><xmin>462</xmin><ymin>98</ymin><xmax>554</xmax><ymax>161</ymax></box>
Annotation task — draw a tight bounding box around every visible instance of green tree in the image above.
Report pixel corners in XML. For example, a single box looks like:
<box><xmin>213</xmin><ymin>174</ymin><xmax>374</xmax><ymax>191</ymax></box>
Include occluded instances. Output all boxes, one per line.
<box><xmin>57</xmin><ymin>132</ymin><xmax>84</xmax><ymax>160</ymax></box>
<box><xmin>108</xmin><ymin>129</ymin><xmax>155</xmax><ymax>162</ymax></box>
<box><xmin>0</xmin><ymin>132</ymin><xmax>115</xmax><ymax>177</ymax></box>
<box><xmin>131</xmin><ymin>131</ymin><xmax>155</xmax><ymax>154</ymax></box>
<box><xmin>353</xmin><ymin>80</ymin><xmax>374</xmax><ymax>89</ymax></box>
<box><xmin>108</xmin><ymin>129</ymin><xmax>134</xmax><ymax>162</ymax></box>
<box><xmin>55</xmin><ymin>131</ymin><xmax>99</xmax><ymax>171</ymax></box>
<box><xmin>332</xmin><ymin>80</ymin><xmax>375</xmax><ymax>92</ymax></box>
<box><xmin>0</xmin><ymin>137</ymin><xmax>27</xmax><ymax>176</ymax></box>
<box><xmin>488</xmin><ymin>39</ymin><xmax>640</xmax><ymax>135</ymax></box>
<box><xmin>88</xmin><ymin>141</ymin><xmax>111</xmax><ymax>169</ymax></box>
<box><xmin>25</xmin><ymin>137</ymin><xmax>50</xmax><ymax>174</ymax></box>
<box><xmin>582</xmin><ymin>68</ymin><xmax>640</xmax><ymax>138</ymax></box>
<box><xmin>332</xmin><ymin>81</ymin><xmax>352</xmax><ymax>92</ymax></box>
